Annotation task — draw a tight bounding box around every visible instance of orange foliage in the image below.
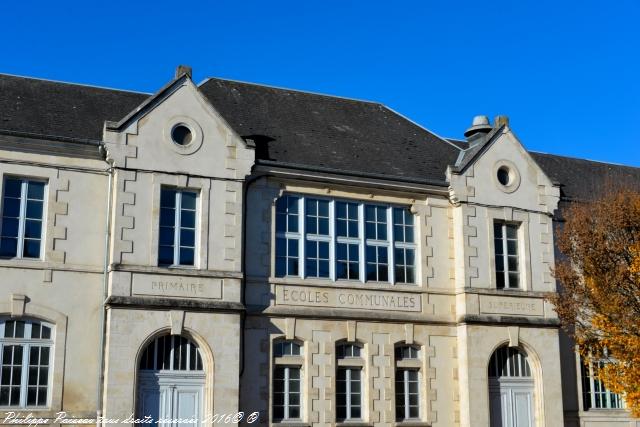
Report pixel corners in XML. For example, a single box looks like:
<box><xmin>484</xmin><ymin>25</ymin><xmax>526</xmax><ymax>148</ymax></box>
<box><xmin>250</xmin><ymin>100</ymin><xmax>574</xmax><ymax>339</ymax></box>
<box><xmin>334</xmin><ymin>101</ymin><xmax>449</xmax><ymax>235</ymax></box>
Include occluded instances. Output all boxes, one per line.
<box><xmin>549</xmin><ymin>189</ymin><xmax>640</xmax><ymax>417</ymax></box>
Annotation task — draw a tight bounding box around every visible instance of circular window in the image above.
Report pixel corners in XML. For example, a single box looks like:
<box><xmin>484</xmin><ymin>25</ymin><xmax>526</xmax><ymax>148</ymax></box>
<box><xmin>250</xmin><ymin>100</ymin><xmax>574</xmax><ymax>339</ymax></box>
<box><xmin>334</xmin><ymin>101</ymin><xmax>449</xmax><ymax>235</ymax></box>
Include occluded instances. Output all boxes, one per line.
<box><xmin>171</xmin><ymin>125</ymin><xmax>193</xmax><ymax>146</ymax></box>
<box><xmin>497</xmin><ymin>167</ymin><xmax>511</xmax><ymax>186</ymax></box>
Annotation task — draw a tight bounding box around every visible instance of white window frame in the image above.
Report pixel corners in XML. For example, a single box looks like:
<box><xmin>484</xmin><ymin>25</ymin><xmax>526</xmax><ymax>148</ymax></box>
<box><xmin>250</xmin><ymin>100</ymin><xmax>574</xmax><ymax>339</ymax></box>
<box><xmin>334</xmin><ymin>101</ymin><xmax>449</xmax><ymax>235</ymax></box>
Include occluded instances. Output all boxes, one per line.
<box><xmin>274</xmin><ymin>194</ymin><xmax>416</xmax><ymax>285</ymax></box>
<box><xmin>494</xmin><ymin>221</ymin><xmax>520</xmax><ymax>289</ymax></box>
<box><xmin>395</xmin><ymin>345</ymin><xmax>421</xmax><ymax>421</ymax></box>
<box><xmin>392</xmin><ymin>208</ymin><xmax>417</xmax><ymax>285</ymax></box>
<box><xmin>158</xmin><ymin>188</ymin><xmax>198</xmax><ymax>267</ymax></box>
<box><xmin>580</xmin><ymin>356</ymin><xmax>625</xmax><ymax>410</ymax></box>
<box><xmin>0</xmin><ymin>177</ymin><xmax>47</xmax><ymax>260</ymax></box>
<box><xmin>272</xmin><ymin>340</ymin><xmax>303</xmax><ymax>422</ymax></box>
<box><xmin>0</xmin><ymin>319</ymin><xmax>54</xmax><ymax>409</ymax></box>
<box><xmin>336</xmin><ymin>342</ymin><xmax>364</xmax><ymax>422</ymax></box>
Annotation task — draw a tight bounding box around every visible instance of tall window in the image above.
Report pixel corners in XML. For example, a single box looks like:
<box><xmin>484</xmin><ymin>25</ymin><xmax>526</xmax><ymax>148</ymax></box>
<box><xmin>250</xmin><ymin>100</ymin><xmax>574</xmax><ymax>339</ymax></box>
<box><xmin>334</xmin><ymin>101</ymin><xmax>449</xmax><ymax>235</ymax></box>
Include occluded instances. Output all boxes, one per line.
<box><xmin>273</xmin><ymin>340</ymin><xmax>302</xmax><ymax>422</ymax></box>
<box><xmin>274</xmin><ymin>195</ymin><xmax>416</xmax><ymax>284</ymax></box>
<box><xmin>158</xmin><ymin>188</ymin><xmax>197</xmax><ymax>267</ymax></box>
<box><xmin>336</xmin><ymin>342</ymin><xmax>363</xmax><ymax>421</ymax></box>
<box><xmin>0</xmin><ymin>319</ymin><xmax>54</xmax><ymax>408</ymax></box>
<box><xmin>494</xmin><ymin>222</ymin><xmax>519</xmax><ymax>289</ymax></box>
<box><xmin>581</xmin><ymin>357</ymin><xmax>624</xmax><ymax>410</ymax></box>
<box><xmin>1</xmin><ymin>177</ymin><xmax>46</xmax><ymax>259</ymax></box>
<box><xmin>395</xmin><ymin>345</ymin><xmax>420</xmax><ymax>421</ymax></box>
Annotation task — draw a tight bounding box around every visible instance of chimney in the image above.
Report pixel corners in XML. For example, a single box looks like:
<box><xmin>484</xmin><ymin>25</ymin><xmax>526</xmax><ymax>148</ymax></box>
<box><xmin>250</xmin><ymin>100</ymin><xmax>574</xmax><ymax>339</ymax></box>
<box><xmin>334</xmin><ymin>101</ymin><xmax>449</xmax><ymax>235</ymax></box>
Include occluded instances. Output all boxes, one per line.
<box><xmin>464</xmin><ymin>115</ymin><xmax>492</xmax><ymax>143</ymax></box>
<box><xmin>494</xmin><ymin>115</ymin><xmax>510</xmax><ymax>128</ymax></box>
<box><xmin>175</xmin><ymin>65</ymin><xmax>193</xmax><ymax>79</ymax></box>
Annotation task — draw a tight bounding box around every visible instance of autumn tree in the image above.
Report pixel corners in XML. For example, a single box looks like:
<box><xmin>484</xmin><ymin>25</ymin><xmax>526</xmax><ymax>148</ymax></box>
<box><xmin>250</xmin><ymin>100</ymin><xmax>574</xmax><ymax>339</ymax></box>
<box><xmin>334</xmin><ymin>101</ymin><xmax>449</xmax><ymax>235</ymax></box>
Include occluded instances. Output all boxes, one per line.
<box><xmin>549</xmin><ymin>188</ymin><xmax>640</xmax><ymax>416</ymax></box>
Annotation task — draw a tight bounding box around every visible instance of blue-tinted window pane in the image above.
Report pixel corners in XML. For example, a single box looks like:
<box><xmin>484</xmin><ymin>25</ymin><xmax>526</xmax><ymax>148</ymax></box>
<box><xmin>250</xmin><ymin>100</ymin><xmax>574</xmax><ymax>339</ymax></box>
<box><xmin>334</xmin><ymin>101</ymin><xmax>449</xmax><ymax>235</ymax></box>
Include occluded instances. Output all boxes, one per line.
<box><xmin>306</xmin><ymin>240</ymin><xmax>317</xmax><ymax>258</ymax></box>
<box><xmin>349</xmin><ymin>244</ymin><xmax>359</xmax><ymax>261</ymax></box>
<box><xmin>306</xmin><ymin>216</ymin><xmax>317</xmax><ymax>234</ymax></box>
<box><xmin>276</xmin><ymin>213</ymin><xmax>286</xmax><ymax>233</ymax></box>
<box><xmin>180</xmin><ymin>211</ymin><xmax>195</xmax><ymax>228</ymax></box>
<box><xmin>2</xmin><ymin>198</ymin><xmax>20</xmax><ymax>217</ymax></box>
<box><xmin>306</xmin><ymin>200</ymin><xmax>317</xmax><ymax>215</ymax></box>
<box><xmin>1</xmin><ymin>218</ymin><xmax>19</xmax><ymax>238</ymax></box>
<box><xmin>377</xmin><ymin>224</ymin><xmax>387</xmax><ymax>240</ymax></box>
<box><xmin>180</xmin><ymin>229</ymin><xmax>195</xmax><ymax>247</ymax></box>
<box><xmin>275</xmin><ymin>258</ymin><xmax>286</xmax><ymax>277</ymax></box>
<box><xmin>0</xmin><ymin>238</ymin><xmax>17</xmax><ymax>257</ymax></box>
<box><xmin>23</xmin><ymin>239</ymin><xmax>40</xmax><ymax>258</ymax></box>
<box><xmin>179</xmin><ymin>248</ymin><xmax>194</xmax><ymax>265</ymax></box>
<box><xmin>288</xmin><ymin>258</ymin><xmax>299</xmax><ymax>275</ymax></box>
<box><xmin>24</xmin><ymin>220</ymin><xmax>41</xmax><ymax>239</ymax></box>
<box><xmin>181</xmin><ymin>192</ymin><xmax>196</xmax><ymax>210</ymax></box>
<box><xmin>160</xmin><ymin>208</ymin><xmax>175</xmax><ymax>227</ymax></box>
<box><xmin>160</xmin><ymin>189</ymin><xmax>176</xmax><ymax>208</ymax></box>
<box><xmin>337</xmin><ymin>243</ymin><xmax>347</xmax><ymax>260</ymax></box>
<box><xmin>25</xmin><ymin>201</ymin><xmax>43</xmax><ymax>219</ymax></box>
<box><xmin>319</xmin><ymin>242</ymin><xmax>329</xmax><ymax>259</ymax></box>
<box><xmin>365</xmin><ymin>222</ymin><xmax>376</xmax><ymax>239</ymax></box>
<box><xmin>365</xmin><ymin>205</ymin><xmax>375</xmax><ymax>221</ymax></box>
<box><xmin>158</xmin><ymin>246</ymin><xmax>174</xmax><ymax>265</ymax></box>
<box><xmin>318</xmin><ymin>200</ymin><xmax>329</xmax><ymax>217</ymax></box>
<box><xmin>159</xmin><ymin>227</ymin><xmax>174</xmax><ymax>245</ymax></box>
<box><xmin>319</xmin><ymin>260</ymin><xmax>329</xmax><ymax>277</ymax></box>
<box><xmin>27</xmin><ymin>182</ymin><xmax>45</xmax><ymax>200</ymax></box>
<box><xmin>276</xmin><ymin>237</ymin><xmax>286</xmax><ymax>257</ymax></box>
<box><xmin>4</xmin><ymin>179</ymin><xmax>21</xmax><ymax>198</ymax></box>
<box><xmin>318</xmin><ymin>218</ymin><xmax>329</xmax><ymax>235</ymax></box>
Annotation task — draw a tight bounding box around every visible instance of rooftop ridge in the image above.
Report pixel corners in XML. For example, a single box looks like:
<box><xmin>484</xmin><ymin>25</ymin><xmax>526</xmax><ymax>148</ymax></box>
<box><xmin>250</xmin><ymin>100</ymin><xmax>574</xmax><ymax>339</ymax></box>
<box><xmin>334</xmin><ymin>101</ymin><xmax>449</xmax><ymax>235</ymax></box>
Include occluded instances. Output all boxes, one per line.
<box><xmin>530</xmin><ymin>150</ymin><xmax>640</xmax><ymax>170</ymax></box>
<box><xmin>199</xmin><ymin>76</ymin><xmax>382</xmax><ymax>106</ymax></box>
<box><xmin>0</xmin><ymin>72</ymin><xmax>152</xmax><ymax>96</ymax></box>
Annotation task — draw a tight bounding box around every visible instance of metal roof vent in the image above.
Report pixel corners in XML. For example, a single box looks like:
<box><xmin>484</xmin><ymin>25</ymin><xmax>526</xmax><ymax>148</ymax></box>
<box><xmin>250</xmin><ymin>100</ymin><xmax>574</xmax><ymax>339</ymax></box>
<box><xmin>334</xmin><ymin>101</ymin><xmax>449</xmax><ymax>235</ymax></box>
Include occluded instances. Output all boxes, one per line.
<box><xmin>175</xmin><ymin>65</ymin><xmax>193</xmax><ymax>79</ymax></box>
<box><xmin>464</xmin><ymin>115</ymin><xmax>493</xmax><ymax>140</ymax></box>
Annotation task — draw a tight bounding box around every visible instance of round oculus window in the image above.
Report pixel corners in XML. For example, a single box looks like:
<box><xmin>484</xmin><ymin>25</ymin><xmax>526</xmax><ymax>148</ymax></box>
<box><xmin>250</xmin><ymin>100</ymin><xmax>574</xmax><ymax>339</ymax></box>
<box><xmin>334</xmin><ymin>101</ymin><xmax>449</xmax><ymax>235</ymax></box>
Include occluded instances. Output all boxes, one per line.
<box><xmin>497</xmin><ymin>166</ymin><xmax>511</xmax><ymax>186</ymax></box>
<box><xmin>171</xmin><ymin>124</ymin><xmax>193</xmax><ymax>146</ymax></box>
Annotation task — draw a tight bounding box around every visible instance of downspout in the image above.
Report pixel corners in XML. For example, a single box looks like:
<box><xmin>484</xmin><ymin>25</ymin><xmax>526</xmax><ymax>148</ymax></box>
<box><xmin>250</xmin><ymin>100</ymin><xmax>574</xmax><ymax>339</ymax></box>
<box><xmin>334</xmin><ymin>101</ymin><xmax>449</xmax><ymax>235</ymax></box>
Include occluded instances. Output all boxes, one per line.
<box><xmin>240</xmin><ymin>171</ymin><xmax>268</xmax><ymax>377</ymax></box>
<box><xmin>96</xmin><ymin>153</ymin><xmax>115</xmax><ymax>424</ymax></box>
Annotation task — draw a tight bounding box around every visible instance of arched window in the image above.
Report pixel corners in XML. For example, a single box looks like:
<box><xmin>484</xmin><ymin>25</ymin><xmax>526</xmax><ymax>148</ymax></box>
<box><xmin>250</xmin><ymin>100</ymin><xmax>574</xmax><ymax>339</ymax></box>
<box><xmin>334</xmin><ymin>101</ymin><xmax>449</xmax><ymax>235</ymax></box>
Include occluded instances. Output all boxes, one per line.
<box><xmin>139</xmin><ymin>334</ymin><xmax>203</xmax><ymax>371</ymax></box>
<box><xmin>272</xmin><ymin>339</ymin><xmax>303</xmax><ymax>421</ymax></box>
<box><xmin>336</xmin><ymin>342</ymin><xmax>364</xmax><ymax>421</ymax></box>
<box><xmin>395</xmin><ymin>344</ymin><xmax>421</xmax><ymax>421</ymax></box>
<box><xmin>488</xmin><ymin>346</ymin><xmax>532</xmax><ymax>378</ymax></box>
<box><xmin>0</xmin><ymin>318</ymin><xmax>54</xmax><ymax>407</ymax></box>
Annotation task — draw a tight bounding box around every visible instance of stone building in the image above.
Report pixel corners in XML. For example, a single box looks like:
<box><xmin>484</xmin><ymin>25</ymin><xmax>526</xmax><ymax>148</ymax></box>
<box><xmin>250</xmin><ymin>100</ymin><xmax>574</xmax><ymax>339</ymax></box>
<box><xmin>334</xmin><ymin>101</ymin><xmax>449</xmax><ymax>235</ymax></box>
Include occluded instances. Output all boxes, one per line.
<box><xmin>0</xmin><ymin>68</ymin><xmax>638</xmax><ymax>426</ymax></box>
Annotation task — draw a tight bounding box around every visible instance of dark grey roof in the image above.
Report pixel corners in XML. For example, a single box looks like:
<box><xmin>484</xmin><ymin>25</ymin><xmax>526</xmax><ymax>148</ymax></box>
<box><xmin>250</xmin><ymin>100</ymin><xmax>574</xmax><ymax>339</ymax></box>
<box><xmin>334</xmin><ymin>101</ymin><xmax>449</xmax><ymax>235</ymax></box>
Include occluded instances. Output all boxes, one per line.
<box><xmin>199</xmin><ymin>78</ymin><xmax>460</xmax><ymax>184</ymax></box>
<box><xmin>0</xmin><ymin>73</ymin><xmax>149</xmax><ymax>142</ymax></box>
<box><xmin>1</xmin><ymin>73</ymin><xmax>639</xmax><ymax>198</ymax></box>
<box><xmin>531</xmin><ymin>152</ymin><xmax>640</xmax><ymax>201</ymax></box>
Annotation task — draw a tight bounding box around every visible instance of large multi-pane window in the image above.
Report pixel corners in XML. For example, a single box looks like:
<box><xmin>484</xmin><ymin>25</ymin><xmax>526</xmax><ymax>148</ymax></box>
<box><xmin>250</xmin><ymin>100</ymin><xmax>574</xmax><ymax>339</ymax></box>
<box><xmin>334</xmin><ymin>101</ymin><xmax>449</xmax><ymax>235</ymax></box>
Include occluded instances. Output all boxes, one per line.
<box><xmin>0</xmin><ymin>319</ymin><xmax>53</xmax><ymax>408</ymax></box>
<box><xmin>494</xmin><ymin>221</ymin><xmax>519</xmax><ymax>289</ymax></box>
<box><xmin>158</xmin><ymin>188</ymin><xmax>198</xmax><ymax>267</ymax></box>
<box><xmin>275</xmin><ymin>195</ymin><xmax>416</xmax><ymax>284</ymax></box>
<box><xmin>581</xmin><ymin>357</ymin><xmax>624</xmax><ymax>410</ymax></box>
<box><xmin>395</xmin><ymin>345</ymin><xmax>420</xmax><ymax>421</ymax></box>
<box><xmin>0</xmin><ymin>177</ymin><xmax>46</xmax><ymax>259</ymax></box>
<box><xmin>273</xmin><ymin>340</ymin><xmax>303</xmax><ymax>421</ymax></box>
<box><xmin>336</xmin><ymin>343</ymin><xmax>363</xmax><ymax>421</ymax></box>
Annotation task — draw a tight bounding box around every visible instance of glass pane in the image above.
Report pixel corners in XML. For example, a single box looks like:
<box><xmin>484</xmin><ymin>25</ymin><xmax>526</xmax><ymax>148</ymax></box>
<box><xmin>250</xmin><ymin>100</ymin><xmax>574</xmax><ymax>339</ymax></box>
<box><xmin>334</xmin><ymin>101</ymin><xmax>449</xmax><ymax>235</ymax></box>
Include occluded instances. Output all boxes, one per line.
<box><xmin>24</xmin><ymin>220</ymin><xmax>42</xmax><ymax>239</ymax></box>
<box><xmin>26</xmin><ymin>200</ymin><xmax>43</xmax><ymax>219</ymax></box>
<box><xmin>180</xmin><ymin>210</ymin><xmax>195</xmax><ymax>228</ymax></box>
<box><xmin>2</xmin><ymin>198</ymin><xmax>20</xmax><ymax>217</ymax></box>
<box><xmin>160</xmin><ymin>189</ymin><xmax>176</xmax><ymax>208</ymax></box>
<box><xmin>0</xmin><ymin>238</ymin><xmax>17</xmax><ymax>257</ymax></box>
<box><xmin>27</xmin><ymin>386</ymin><xmax>37</xmax><ymax>405</ymax></box>
<box><xmin>506</xmin><ymin>225</ymin><xmax>517</xmax><ymax>239</ymax></box>
<box><xmin>181</xmin><ymin>192</ymin><xmax>196</xmax><ymax>210</ymax></box>
<box><xmin>4</xmin><ymin>322</ymin><xmax>14</xmax><ymax>338</ymax></box>
<box><xmin>494</xmin><ymin>223</ymin><xmax>503</xmax><ymax>238</ymax></box>
<box><xmin>180</xmin><ymin>229</ymin><xmax>195</xmax><ymax>247</ymax></box>
<box><xmin>496</xmin><ymin>272</ymin><xmax>505</xmax><ymax>289</ymax></box>
<box><xmin>29</xmin><ymin>347</ymin><xmax>39</xmax><ymax>365</ymax></box>
<box><xmin>507</xmin><ymin>240</ymin><xmax>517</xmax><ymax>255</ymax></box>
<box><xmin>494</xmin><ymin>239</ymin><xmax>503</xmax><ymax>255</ymax></box>
<box><xmin>158</xmin><ymin>246</ymin><xmax>174</xmax><ymax>265</ymax></box>
<box><xmin>179</xmin><ymin>248</ymin><xmax>194</xmax><ymax>265</ymax></box>
<box><xmin>276</xmin><ymin>213</ymin><xmax>286</xmax><ymax>233</ymax></box>
<box><xmin>337</xmin><ymin>243</ymin><xmax>347</xmax><ymax>261</ymax></box>
<box><xmin>319</xmin><ymin>241</ymin><xmax>329</xmax><ymax>259</ymax></box>
<box><xmin>337</xmin><ymin>220</ymin><xmax>347</xmax><ymax>237</ymax></box>
<box><xmin>23</xmin><ymin>239</ymin><xmax>41</xmax><ymax>258</ymax></box>
<box><xmin>508</xmin><ymin>256</ymin><xmax>518</xmax><ymax>272</ymax></box>
<box><xmin>160</xmin><ymin>207</ymin><xmax>175</xmax><ymax>227</ymax></box>
<box><xmin>318</xmin><ymin>200</ymin><xmax>329</xmax><ymax>217</ymax></box>
<box><xmin>27</xmin><ymin>182</ymin><xmax>45</xmax><ymax>200</ymax></box>
<box><xmin>495</xmin><ymin>256</ymin><xmax>504</xmax><ymax>272</ymax></box>
<box><xmin>4</xmin><ymin>179</ymin><xmax>22</xmax><ymax>198</ymax></box>
<box><xmin>31</xmin><ymin>323</ymin><xmax>41</xmax><ymax>339</ymax></box>
<box><xmin>377</xmin><ymin>224</ymin><xmax>387</xmax><ymax>240</ymax></box>
<box><xmin>14</xmin><ymin>322</ymin><xmax>24</xmax><ymax>338</ymax></box>
<box><xmin>288</xmin><ymin>258</ymin><xmax>299</xmax><ymax>275</ymax></box>
<box><xmin>365</xmin><ymin>222</ymin><xmax>376</xmax><ymax>239</ymax></box>
<box><xmin>37</xmin><ymin>387</ymin><xmax>47</xmax><ymax>406</ymax></box>
<box><xmin>1</xmin><ymin>218</ymin><xmax>19</xmax><ymax>238</ymax></box>
<box><xmin>159</xmin><ymin>227</ymin><xmax>175</xmax><ymax>245</ymax></box>
<box><xmin>508</xmin><ymin>273</ymin><xmax>519</xmax><ymax>288</ymax></box>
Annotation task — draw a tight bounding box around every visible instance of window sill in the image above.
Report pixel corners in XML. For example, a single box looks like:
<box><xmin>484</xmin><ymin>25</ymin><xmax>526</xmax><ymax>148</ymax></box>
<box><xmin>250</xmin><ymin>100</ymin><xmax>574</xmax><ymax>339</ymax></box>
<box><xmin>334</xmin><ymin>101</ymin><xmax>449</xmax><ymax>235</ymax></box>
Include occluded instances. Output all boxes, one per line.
<box><xmin>395</xmin><ymin>421</ymin><xmax>431</xmax><ymax>427</ymax></box>
<box><xmin>336</xmin><ymin>422</ymin><xmax>373</xmax><ymax>427</ymax></box>
<box><xmin>270</xmin><ymin>277</ymin><xmax>422</xmax><ymax>293</ymax></box>
<box><xmin>272</xmin><ymin>421</ymin><xmax>311</xmax><ymax>427</ymax></box>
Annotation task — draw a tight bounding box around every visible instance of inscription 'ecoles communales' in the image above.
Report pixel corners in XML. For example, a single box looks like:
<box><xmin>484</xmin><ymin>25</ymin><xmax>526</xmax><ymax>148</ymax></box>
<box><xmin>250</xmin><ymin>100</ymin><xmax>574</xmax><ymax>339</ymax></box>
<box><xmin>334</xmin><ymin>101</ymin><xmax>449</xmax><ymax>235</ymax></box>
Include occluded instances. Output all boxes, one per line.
<box><xmin>275</xmin><ymin>285</ymin><xmax>420</xmax><ymax>312</ymax></box>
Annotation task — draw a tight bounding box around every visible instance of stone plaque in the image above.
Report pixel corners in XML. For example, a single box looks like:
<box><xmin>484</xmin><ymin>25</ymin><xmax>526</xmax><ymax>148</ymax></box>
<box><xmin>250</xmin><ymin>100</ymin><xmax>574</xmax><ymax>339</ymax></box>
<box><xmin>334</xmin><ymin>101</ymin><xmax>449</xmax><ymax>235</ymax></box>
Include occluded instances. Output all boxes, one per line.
<box><xmin>275</xmin><ymin>285</ymin><xmax>421</xmax><ymax>312</ymax></box>
<box><xmin>132</xmin><ymin>274</ymin><xmax>222</xmax><ymax>299</ymax></box>
<box><xmin>479</xmin><ymin>295</ymin><xmax>543</xmax><ymax>317</ymax></box>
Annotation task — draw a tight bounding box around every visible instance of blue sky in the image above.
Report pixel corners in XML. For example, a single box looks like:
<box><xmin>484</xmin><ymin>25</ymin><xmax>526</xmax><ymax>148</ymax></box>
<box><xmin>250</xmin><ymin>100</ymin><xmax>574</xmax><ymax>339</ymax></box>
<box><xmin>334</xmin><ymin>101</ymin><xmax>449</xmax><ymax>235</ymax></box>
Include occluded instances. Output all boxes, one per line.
<box><xmin>1</xmin><ymin>0</ymin><xmax>638</xmax><ymax>166</ymax></box>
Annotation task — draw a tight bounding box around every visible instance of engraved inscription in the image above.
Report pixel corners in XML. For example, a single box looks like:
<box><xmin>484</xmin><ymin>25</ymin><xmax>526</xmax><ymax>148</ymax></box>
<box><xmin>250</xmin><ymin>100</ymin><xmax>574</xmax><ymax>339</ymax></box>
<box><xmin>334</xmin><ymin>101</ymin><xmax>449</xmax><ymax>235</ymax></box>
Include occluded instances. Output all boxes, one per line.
<box><xmin>479</xmin><ymin>295</ymin><xmax>544</xmax><ymax>316</ymax></box>
<box><xmin>275</xmin><ymin>285</ymin><xmax>421</xmax><ymax>312</ymax></box>
<box><xmin>132</xmin><ymin>274</ymin><xmax>222</xmax><ymax>299</ymax></box>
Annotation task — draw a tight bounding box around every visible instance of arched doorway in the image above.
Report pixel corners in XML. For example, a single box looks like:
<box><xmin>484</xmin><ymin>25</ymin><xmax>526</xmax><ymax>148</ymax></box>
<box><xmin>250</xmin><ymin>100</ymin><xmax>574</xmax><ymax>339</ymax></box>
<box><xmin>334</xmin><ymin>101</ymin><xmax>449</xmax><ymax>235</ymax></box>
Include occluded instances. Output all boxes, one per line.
<box><xmin>488</xmin><ymin>346</ymin><xmax>535</xmax><ymax>427</ymax></box>
<box><xmin>137</xmin><ymin>334</ymin><xmax>205</xmax><ymax>426</ymax></box>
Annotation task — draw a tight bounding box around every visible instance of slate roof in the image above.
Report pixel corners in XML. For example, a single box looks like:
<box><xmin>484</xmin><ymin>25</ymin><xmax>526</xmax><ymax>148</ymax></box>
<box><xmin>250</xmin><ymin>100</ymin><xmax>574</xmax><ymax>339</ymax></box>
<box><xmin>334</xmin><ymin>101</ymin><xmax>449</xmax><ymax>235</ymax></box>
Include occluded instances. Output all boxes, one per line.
<box><xmin>0</xmin><ymin>73</ymin><xmax>148</xmax><ymax>142</ymax></box>
<box><xmin>199</xmin><ymin>78</ymin><xmax>460</xmax><ymax>184</ymax></box>
<box><xmin>0</xmin><ymin>73</ymin><xmax>639</xmax><ymax>198</ymax></box>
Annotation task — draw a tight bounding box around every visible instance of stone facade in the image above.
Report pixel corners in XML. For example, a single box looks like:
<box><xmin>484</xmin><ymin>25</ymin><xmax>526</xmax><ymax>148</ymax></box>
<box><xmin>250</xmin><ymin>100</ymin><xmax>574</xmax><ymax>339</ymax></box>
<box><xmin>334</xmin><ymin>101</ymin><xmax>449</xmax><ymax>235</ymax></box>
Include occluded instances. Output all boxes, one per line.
<box><xmin>0</xmin><ymin>71</ymin><xmax>637</xmax><ymax>426</ymax></box>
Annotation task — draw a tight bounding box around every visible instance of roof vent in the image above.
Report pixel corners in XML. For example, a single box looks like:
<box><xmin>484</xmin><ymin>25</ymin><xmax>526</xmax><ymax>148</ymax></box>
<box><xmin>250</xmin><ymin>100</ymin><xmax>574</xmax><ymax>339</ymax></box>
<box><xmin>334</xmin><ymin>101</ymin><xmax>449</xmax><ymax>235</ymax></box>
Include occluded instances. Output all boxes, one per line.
<box><xmin>494</xmin><ymin>115</ymin><xmax>510</xmax><ymax>128</ymax></box>
<box><xmin>464</xmin><ymin>115</ymin><xmax>493</xmax><ymax>139</ymax></box>
<box><xmin>175</xmin><ymin>65</ymin><xmax>193</xmax><ymax>79</ymax></box>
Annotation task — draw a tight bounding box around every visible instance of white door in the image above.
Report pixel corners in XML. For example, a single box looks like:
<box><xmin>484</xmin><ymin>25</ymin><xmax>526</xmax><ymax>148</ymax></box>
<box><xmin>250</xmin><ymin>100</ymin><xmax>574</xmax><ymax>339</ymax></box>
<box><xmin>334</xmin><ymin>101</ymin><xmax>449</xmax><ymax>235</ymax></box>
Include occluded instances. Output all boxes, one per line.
<box><xmin>488</xmin><ymin>347</ymin><xmax>535</xmax><ymax>427</ymax></box>
<box><xmin>137</xmin><ymin>335</ymin><xmax>206</xmax><ymax>426</ymax></box>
